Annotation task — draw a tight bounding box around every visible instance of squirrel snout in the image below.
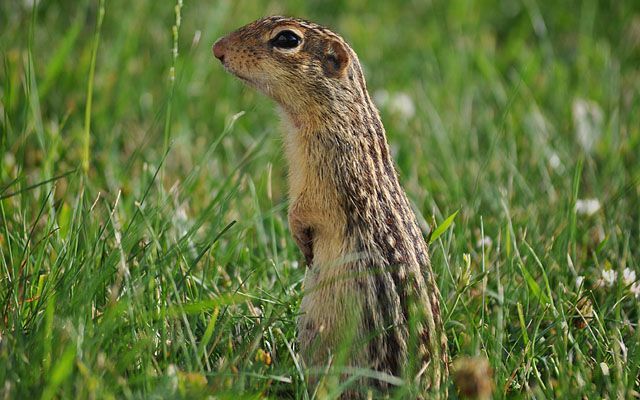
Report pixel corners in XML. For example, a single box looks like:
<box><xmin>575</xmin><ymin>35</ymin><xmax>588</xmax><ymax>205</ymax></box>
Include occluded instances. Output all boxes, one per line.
<box><xmin>212</xmin><ymin>38</ymin><xmax>226</xmax><ymax>62</ymax></box>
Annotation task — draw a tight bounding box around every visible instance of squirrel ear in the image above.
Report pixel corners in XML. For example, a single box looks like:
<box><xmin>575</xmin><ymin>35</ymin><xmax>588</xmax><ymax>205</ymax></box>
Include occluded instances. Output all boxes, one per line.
<box><xmin>323</xmin><ymin>38</ymin><xmax>350</xmax><ymax>78</ymax></box>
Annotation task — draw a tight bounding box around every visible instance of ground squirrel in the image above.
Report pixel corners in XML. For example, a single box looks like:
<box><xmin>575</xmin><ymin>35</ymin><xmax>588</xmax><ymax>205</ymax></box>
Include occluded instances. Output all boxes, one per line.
<box><xmin>213</xmin><ymin>16</ymin><xmax>448</xmax><ymax>397</ymax></box>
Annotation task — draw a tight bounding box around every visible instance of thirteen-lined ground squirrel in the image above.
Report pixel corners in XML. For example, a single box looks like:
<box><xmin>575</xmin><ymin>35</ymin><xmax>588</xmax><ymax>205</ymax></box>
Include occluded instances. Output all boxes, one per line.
<box><xmin>213</xmin><ymin>16</ymin><xmax>448</xmax><ymax>397</ymax></box>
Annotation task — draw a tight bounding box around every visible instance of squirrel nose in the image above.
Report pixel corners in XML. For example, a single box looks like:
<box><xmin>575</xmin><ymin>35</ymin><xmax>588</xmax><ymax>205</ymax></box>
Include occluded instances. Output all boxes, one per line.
<box><xmin>212</xmin><ymin>38</ymin><xmax>226</xmax><ymax>62</ymax></box>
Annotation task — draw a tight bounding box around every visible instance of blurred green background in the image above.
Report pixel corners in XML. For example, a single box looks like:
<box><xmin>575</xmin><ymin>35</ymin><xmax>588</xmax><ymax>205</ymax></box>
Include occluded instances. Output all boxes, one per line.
<box><xmin>1</xmin><ymin>1</ymin><xmax>639</xmax><ymax>398</ymax></box>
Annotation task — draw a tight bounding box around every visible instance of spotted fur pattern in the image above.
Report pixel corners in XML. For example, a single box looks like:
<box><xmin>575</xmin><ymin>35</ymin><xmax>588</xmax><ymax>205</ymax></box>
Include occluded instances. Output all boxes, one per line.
<box><xmin>214</xmin><ymin>16</ymin><xmax>448</xmax><ymax>397</ymax></box>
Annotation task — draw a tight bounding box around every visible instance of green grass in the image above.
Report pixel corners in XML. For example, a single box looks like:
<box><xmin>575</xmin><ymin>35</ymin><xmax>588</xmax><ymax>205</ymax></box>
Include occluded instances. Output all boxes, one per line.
<box><xmin>1</xmin><ymin>0</ymin><xmax>640</xmax><ymax>398</ymax></box>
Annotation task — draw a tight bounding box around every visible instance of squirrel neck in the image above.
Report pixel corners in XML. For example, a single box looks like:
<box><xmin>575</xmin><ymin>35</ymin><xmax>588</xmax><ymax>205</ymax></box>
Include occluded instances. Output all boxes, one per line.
<box><xmin>282</xmin><ymin>61</ymin><xmax>398</xmax><ymax>182</ymax></box>
<box><xmin>281</xmin><ymin>81</ymin><xmax>418</xmax><ymax>247</ymax></box>
<box><xmin>282</xmin><ymin>88</ymin><xmax>399</xmax><ymax>188</ymax></box>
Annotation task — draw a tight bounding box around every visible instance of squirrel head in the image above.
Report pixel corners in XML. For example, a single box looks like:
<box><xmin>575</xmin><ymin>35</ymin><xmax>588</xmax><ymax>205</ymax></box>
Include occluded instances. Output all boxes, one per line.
<box><xmin>213</xmin><ymin>16</ymin><xmax>367</xmax><ymax>120</ymax></box>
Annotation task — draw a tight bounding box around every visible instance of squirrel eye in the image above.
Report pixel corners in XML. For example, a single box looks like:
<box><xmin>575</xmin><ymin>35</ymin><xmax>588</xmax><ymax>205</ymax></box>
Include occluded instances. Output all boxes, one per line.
<box><xmin>271</xmin><ymin>30</ymin><xmax>301</xmax><ymax>49</ymax></box>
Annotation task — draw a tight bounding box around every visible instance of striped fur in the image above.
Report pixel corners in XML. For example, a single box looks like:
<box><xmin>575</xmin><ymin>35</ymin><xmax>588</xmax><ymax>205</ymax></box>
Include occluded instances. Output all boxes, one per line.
<box><xmin>214</xmin><ymin>16</ymin><xmax>448</xmax><ymax>397</ymax></box>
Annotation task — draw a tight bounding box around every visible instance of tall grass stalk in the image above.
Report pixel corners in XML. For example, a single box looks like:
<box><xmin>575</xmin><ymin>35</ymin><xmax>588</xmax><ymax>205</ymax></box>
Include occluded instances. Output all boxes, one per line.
<box><xmin>82</xmin><ymin>0</ymin><xmax>106</xmax><ymax>174</ymax></box>
<box><xmin>163</xmin><ymin>0</ymin><xmax>183</xmax><ymax>158</ymax></box>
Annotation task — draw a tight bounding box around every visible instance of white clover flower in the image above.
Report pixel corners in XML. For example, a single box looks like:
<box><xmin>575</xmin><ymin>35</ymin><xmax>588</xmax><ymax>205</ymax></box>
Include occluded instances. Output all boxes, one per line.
<box><xmin>548</xmin><ymin>152</ymin><xmax>562</xmax><ymax>170</ymax></box>
<box><xmin>623</xmin><ymin>268</ymin><xmax>636</xmax><ymax>286</ymax></box>
<box><xmin>630</xmin><ymin>282</ymin><xmax>640</xmax><ymax>299</ymax></box>
<box><xmin>389</xmin><ymin>92</ymin><xmax>416</xmax><ymax>120</ymax></box>
<box><xmin>373</xmin><ymin>89</ymin><xmax>390</xmax><ymax>108</ymax></box>
<box><xmin>572</xmin><ymin>98</ymin><xmax>603</xmax><ymax>153</ymax></box>
<box><xmin>601</xmin><ymin>269</ymin><xmax>617</xmax><ymax>287</ymax></box>
<box><xmin>22</xmin><ymin>0</ymin><xmax>37</xmax><ymax>8</ymax></box>
<box><xmin>373</xmin><ymin>90</ymin><xmax>416</xmax><ymax>122</ymax></box>
<box><xmin>476</xmin><ymin>236</ymin><xmax>493</xmax><ymax>249</ymax></box>
<box><xmin>575</xmin><ymin>199</ymin><xmax>601</xmax><ymax>216</ymax></box>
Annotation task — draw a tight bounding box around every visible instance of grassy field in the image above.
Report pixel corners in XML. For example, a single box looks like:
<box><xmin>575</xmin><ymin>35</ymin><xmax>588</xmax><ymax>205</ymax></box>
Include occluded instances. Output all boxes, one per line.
<box><xmin>1</xmin><ymin>0</ymin><xmax>640</xmax><ymax>398</ymax></box>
